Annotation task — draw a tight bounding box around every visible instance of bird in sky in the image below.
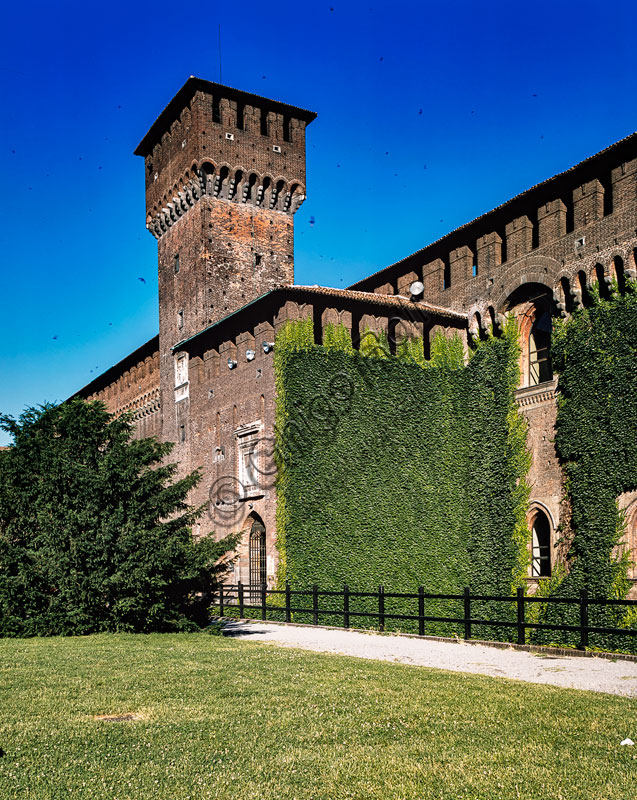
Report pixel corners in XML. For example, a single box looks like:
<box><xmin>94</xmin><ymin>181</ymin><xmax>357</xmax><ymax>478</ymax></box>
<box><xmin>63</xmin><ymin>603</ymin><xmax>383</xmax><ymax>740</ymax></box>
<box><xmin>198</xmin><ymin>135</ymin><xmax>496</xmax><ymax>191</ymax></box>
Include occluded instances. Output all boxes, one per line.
<box><xmin>138</xmin><ymin>277</ymin><xmax>146</xmax><ymax>283</ymax></box>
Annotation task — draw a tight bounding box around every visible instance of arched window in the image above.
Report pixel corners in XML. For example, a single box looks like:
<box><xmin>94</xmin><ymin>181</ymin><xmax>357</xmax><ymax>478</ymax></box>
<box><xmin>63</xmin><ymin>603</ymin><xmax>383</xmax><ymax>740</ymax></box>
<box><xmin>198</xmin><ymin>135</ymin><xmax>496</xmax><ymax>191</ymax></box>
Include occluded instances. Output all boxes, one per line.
<box><xmin>504</xmin><ymin>283</ymin><xmax>554</xmax><ymax>388</ymax></box>
<box><xmin>531</xmin><ymin>510</ymin><xmax>551</xmax><ymax>577</ymax></box>
<box><xmin>529</xmin><ymin>310</ymin><xmax>553</xmax><ymax>385</ymax></box>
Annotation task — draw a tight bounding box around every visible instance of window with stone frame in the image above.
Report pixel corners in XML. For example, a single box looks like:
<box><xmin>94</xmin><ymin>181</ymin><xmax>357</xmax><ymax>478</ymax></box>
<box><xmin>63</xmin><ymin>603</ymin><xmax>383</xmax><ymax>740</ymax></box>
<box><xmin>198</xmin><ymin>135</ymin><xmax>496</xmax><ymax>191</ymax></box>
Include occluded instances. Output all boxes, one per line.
<box><xmin>174</xmin><ymin>353</ymin><xmax>189</xmax><ymax>402</ymax></box>
<box><xmin>236</xmin><ymin>422</ymin><xmax>262</xmax><ymax>496</ymax></box>
<box><xmin>506</xmin><ymin>284</ymin><xmax>554</xmax><ymax>389</ymax></box>
<box><xmin>174</xmin><ymin>353</ymin><xmax>188</xmax><ymax>387</ymax></box>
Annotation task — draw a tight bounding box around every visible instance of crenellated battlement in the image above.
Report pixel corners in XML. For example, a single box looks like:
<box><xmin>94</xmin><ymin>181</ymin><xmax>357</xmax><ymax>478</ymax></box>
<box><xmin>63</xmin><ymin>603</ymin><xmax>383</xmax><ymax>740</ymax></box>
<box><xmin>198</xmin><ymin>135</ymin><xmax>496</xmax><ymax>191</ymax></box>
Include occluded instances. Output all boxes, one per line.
<box><xmin>135</xmin><ymin>77</ymin><xmax>315</xmax><ymax>228</ymax></box>
<box><xmin>349</xmin><ymin>133</ymin><xmax>637</xmax><ymax>320</ymax></box>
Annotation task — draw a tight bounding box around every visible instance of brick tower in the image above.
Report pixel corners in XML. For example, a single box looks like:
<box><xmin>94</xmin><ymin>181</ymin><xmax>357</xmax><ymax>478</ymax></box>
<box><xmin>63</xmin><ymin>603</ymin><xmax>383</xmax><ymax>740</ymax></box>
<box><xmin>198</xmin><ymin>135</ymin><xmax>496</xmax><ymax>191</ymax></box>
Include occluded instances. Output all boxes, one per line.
<box><xmin>134</xmin><ymin>77</ymin><xmax>316</xmax><ymax>443</ymax></box>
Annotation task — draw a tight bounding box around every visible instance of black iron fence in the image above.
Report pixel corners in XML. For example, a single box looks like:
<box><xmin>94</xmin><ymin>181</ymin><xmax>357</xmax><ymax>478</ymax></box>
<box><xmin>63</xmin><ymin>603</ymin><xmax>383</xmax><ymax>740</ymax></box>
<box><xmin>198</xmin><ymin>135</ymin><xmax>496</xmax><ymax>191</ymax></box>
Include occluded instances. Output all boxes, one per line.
<box><xmin>210</xmin><ymin>582</ymin><xmax>637</xmax><ymax>652</ymax></box>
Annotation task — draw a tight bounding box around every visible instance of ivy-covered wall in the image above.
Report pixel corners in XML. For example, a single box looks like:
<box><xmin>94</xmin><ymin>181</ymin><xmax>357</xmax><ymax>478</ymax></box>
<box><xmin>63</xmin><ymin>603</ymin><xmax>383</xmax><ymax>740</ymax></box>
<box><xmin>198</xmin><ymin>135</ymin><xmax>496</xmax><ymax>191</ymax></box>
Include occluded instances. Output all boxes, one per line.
<box><xmin>274</xmin><ymin>321</ymin><xmax>530</xmax><ymax>637</ymax></box>
<box><xmin>534</xmin><ymin>284</ymin><xmax>637</xmax><ymax>649</ymax></box>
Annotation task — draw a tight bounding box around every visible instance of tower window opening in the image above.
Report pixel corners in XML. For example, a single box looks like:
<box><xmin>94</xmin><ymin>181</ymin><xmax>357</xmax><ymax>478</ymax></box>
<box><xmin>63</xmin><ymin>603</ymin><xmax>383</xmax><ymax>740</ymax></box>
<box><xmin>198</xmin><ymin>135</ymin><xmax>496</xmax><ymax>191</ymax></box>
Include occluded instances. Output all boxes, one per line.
<box><xmin>500</xmin><ymin>231</ymin><xmax>508</xmax><ymax>263</ymax></box>
<box><xmin>283</xmin><ymin>115</ymin><xmax>291</xmax><ymax>142</ymax></box>
<box><xmin>443</xmin><ymin>261</ymin><xmax>451</xmax><ymax>290</ymax></box>
<box><xmin>212</xmin><ymin>96</ymin><xmax>221</xmax><ymax>124</ymax></box>
<box><xmin>260</xmin><ymin>109</ymin><xmax>269</xmax><ymax>137</ymax></box>
<box><xmin>236</xmin><ymin>102</ymin><xmax>245</xmax><ymax>130</ymax></box>
<box><xmin>601</xmin><ymin>173</ymin><xmax>613</xmax><ymax>216</ymax></box>
<box><xmin>564</xmin><ymin>197</ymin><xmax>574</xmax><ymax>233</ymax></box>
<box><xmin>174</xmin><ymin>254</ymin><xmax>180</xmax><ymax>274</ymax></box>
<box><xmin>178</xmin><ymin>310</ymin><xmax>184</xmax><ymax>330</ymax></box>
<box><xmin>530</xmin><ymin>210</ymin><xmax>539</xmax><ymax>249</ymax></box>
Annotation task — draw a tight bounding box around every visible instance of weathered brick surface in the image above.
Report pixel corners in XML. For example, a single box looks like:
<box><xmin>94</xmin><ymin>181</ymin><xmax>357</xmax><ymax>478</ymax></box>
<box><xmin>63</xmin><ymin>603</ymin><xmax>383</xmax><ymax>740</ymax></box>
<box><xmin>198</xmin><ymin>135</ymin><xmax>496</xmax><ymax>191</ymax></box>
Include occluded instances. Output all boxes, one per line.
<box><xmin>82</xmin><ymin>342</ymin><xmax>161</xmax><ymax>440</ymax></box>
<box><xmin>349</xmin><ymin>135</ymin><xmax>637</xmax><ymax>321</ymax></box>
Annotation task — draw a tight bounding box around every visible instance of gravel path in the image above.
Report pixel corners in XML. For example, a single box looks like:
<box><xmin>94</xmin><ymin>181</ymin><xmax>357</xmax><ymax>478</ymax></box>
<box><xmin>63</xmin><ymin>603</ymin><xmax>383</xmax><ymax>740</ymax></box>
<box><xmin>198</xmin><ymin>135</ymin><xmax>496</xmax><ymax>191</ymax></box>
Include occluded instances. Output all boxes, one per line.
<box><xmin>223</xmin><ymin>620</ymin><xmax>637</xmax><ymax>697</ymax></box>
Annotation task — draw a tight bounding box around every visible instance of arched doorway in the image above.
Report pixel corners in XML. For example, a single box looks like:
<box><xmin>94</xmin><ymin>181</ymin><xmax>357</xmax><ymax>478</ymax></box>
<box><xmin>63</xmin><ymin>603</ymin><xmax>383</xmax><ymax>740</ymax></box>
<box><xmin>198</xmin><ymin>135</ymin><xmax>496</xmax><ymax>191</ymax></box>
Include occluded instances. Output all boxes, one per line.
<box><xmin>530</xmin><ymin>509</ymin><xmax>552</xmax><ymax>577</ymax></box>
<box><xmin>249</xmin><ymin>516</ymin><xmax>266</xmax><ymax>595</ymax></box>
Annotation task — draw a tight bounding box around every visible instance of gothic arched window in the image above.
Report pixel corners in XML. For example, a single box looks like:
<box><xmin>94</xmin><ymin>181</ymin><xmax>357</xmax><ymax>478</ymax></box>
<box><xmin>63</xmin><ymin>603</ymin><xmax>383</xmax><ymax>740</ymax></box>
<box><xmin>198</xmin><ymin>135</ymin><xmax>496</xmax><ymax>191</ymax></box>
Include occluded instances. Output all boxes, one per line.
<box><xmin>531</xmin><ymin>509</ymin><xmax>552</xmax><ymax>577</ymax></box>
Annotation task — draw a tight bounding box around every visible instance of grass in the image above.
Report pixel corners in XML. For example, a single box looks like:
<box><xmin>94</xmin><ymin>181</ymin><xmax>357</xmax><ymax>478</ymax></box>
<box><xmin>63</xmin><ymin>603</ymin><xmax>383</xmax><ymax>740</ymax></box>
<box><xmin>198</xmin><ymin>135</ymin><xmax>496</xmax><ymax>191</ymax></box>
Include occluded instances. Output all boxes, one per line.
<box><xmin>0</xmin><ymin>633</ymin><xmax>635</xmax><ymax>799</ymax></box>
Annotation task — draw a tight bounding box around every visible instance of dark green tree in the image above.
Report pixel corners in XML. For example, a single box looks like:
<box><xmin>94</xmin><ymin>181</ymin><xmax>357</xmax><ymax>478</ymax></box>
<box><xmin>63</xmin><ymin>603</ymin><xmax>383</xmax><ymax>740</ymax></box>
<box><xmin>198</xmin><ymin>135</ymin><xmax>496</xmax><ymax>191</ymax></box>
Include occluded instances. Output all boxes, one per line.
<box><xmin>0</xmin><ymin>398</ymin><xmax>235</xmax><ymax>636</ymax></box>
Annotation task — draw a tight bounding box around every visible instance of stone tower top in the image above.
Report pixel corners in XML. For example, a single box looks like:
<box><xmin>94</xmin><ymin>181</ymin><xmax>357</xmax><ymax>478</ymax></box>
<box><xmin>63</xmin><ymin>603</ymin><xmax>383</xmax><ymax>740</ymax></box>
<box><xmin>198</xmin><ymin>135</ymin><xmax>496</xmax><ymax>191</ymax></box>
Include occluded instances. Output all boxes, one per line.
<box><xmin>135</xmin><ymin>77</ymin><xmax>317</xmax><ymax>235</ymax></box>
<box><xmin>136</xmin><ymin>76</ymin><xmax>317</xmax><ymax>388</ymax></box>
<box><xmin>135</xmin><ymin>76</ymin><xmax>316</xmax><ymax>156</ymax></box>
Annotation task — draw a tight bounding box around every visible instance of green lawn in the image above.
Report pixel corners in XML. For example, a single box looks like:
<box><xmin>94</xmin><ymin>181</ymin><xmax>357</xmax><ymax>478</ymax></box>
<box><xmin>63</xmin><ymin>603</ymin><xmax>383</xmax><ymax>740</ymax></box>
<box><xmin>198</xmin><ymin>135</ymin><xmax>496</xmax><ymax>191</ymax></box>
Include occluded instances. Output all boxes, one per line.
<box><xmin>0</xmin><ymin>633</ymin><xmax>635</xmax><ymax>799</ymax></box>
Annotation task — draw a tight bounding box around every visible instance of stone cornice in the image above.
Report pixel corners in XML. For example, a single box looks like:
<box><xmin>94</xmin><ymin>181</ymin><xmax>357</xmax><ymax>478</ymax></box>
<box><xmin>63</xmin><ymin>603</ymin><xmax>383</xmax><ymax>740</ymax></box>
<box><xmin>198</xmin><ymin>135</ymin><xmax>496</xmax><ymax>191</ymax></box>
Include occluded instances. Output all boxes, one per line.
<box><xmin>515</xmin><ymin>378</ymin><xmax>558</xmax><ymax>408</ymax></box>
<box><xmin>116</xmin><ymin>388</ymin><xmax>161</xmax><ymax>421</ymax></box>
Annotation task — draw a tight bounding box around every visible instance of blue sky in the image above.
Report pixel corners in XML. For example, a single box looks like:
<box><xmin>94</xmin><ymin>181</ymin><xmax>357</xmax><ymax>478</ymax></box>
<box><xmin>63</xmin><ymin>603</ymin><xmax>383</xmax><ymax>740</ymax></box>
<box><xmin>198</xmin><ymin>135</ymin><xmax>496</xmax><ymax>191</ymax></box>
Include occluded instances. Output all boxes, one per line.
<box><xmin>1</xmin><ymin>0</ymin><xmax>636</xmax><ymax>444</ymax></box>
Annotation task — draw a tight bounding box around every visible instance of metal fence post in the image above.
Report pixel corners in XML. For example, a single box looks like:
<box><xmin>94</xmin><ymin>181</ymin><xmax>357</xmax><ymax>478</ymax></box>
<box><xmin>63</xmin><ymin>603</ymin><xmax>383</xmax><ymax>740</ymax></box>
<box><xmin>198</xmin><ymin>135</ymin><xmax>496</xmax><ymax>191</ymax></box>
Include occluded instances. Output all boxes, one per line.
<box><xmin>238</xmin><ymin>581</ymin><xmax>244</xmax><ymax>618</ymax></box>
<box><xmin>516</xmin><ymin>587</ymin><xmax>525</xmax><ymax>645</ymax></box>
<box><xmin>261</xmin><ymin>583</ymin><xmax>267</xmax><ymax>621</ymax></box>
<box><xmin>418</xmin><ymin>586</ymin><xmax>425</xmax><ymax>637</ymax></box>
<box><xmin>578</xmin><ymin>588</ymin><xmax>589</xmax><ymax>651</ymax></box>
<box><xmin>218</xmin><ymin>583</ymin><xmax>224</xmax><ymax>618</ymax></box>
<box><xmin>463</xmin><ymin>587</ymin><xmax>471</xmax><ymax>641</ymax></box>
<box><xmin>343</xmin><ymin>584</ymin><xmax>350</xmax><ymax>628</ymax></box>
<box><xmin>285</xmin><ymin>582</ymin><xmax>291</xmax><ymax>623</ymax></box>
<box><xmin>378</xmin><ymin>585</ymin><xmax>385</xmax><ymax>632</ymax></box>
<box><xmin>312</xmin><ymin>584</ymin><xmax>319</xmax><ymax>625</ymax></box>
